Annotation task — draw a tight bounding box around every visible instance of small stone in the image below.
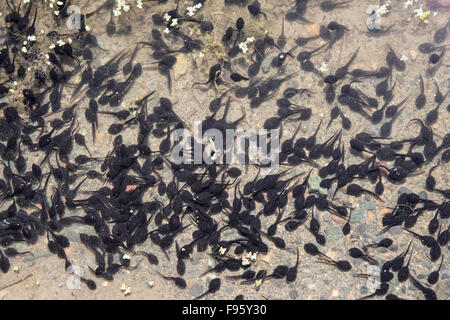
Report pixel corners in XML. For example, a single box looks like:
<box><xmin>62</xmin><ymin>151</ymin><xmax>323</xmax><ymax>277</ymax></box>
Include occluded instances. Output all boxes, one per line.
<box><xmin>261</xmin><ymin>56</ymin><xmax>272</xmax><ymax>73</ymax></box>
<box><xmin>289</xmin><ymin>289</ymin><xmax>298</xmax><ymax>299</ymax></box>
<box><xmin>418</xmin><ymin>191</ymin><xmax>427</xmax><ymax>200</ymax></box>
<box><xmin>66</xmin><ymin>231</ymin><xmax>80</xmax><ymax>242</ymax></box>
<box><xmin>322</xmin><ymin>212</ymin><xmax>331</xmax><ymax>222</ymax></box>
<box><xmin>325</xmin><ymin>225</ymin><xmax>341</xmax><ymax>244</ymax></box>
<box><xmin>308</xmin><ymin>173</ymin><xmax>328</xmax><ymax>195</ymax></box>
<box><xmin>363</xmin><ymin>201</ymin><xmax>376</xmax><ymax>211</ymax></box>
<box><xmin>377</xmin><ymin>247</ymin><xmax>388</xmax><ymax>254</ymax></box>
<box><xmin>410</xmin><ymin>50</ymin><xmax>417</xmax><ymax>61</ymax></box>
<box><xmin>190</xmin><ymin>284</ymin><xmax>204</xmax><ymax>297</ymax></box>
<box><xmin>305</xmin><ymin>23</ymin><xmax>320</xmax><ymax>37</ymax></box>
<box><xmin>356</xmin><ymin>223</ymin><xmax>368</xmax><ymax>234</ymax></box>
<box><xmin>389</xmin><ymin>243</ymin><xmax>399</xmax><ymax>252</ymax></box>
<box><xmin>398</xmin><ymin>186</ymin><xmax>412</xmax><ymax>194</ymax></box>
<box><xmin>389</xmin><ymin>226</ymin><xmax>402</xmax><ymax>235</ymax></box>
<box><xmin>360</xmin><ymin>286</ymin><xmax>368</xmax><ymax>294</ymax></box>
<box><xmin>351</xmin><ymin>208</ymin><xmax>366</xmax><ymax>223</ymax></box>
<box><xmin>173</xmin><ymin>53</ymin><xmax>188</xmax><ymax>80</ymax></box>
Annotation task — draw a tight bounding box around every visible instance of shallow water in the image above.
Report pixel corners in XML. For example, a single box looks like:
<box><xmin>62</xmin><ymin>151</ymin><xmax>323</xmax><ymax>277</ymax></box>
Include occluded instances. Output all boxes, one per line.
<box><xmin>0</xmin><ymin>0</ymin><xmax>449</xmax><ymax>300</ymax></box>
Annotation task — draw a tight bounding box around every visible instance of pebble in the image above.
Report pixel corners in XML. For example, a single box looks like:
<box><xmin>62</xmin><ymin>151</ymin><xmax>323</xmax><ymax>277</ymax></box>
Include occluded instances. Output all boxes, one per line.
<box><xmin>189</xmin><ymin>284</ymin><xmax>204</xmax><ymax>297</ymax></box>
<box><xmin>360</xmin><ymin>286</ymin><xmax>368</xmax><ymax>294</ymax></box>
<box><xmin>173</xmin><ymin>53</ymin><xmax>188</xmax><ymax>80</ymax></box>
<box><xmin>322</xmin><ymin>212</ymin><xmax>331</xmax><ymax>222</ymax></box>
<box><xmin>363</xmin><ymin>201</ymin><xmax>376</xmax><ymax>211</ymax></box>
<box><xmin>377</xmin><ymin>247</ymin><xmax>388</xmax><ymax>254</ymax></box>
<box><xmin>308</xmin><ymin>173</ymin><xmax>328</xmax><ymax>195</ymax></box>
<box><xmin>66</xmin><ymin>231</ymin><xmax>80</xmax><ymax>243</ymax></box>
<box><xmin>325</xmin><ymin>225</ymin><xmax>342</xmax><ymax>244</ymax></box>
<box><xmin>398</xmin><ymin>186</ymin><xmax>412</xmax><ymax>194</ymax></box>
<box><xmin>389</xmin><ymin>243</ymin><xmax>399</xmax><ymax>252</ymax></box>
<box><xmin>418</xmin><ymin>191</ymin><xmax>427</xmax><ymax>200</ymax></box>
<box><xmin>289</xmin><ymin>289</ymin><xmax>298</xmax><ymax>300</ymax></box>
<box><xmin>355</xmin><ymin>223</ymin><xmax>368</xmax><ymax>234</ymax></box>
<box><xmin>351</xmin><ymin>208</ymin><xmax>366</xmax><ymax>223</ymax></box>
<box><xmin>261</xmin><ymin>56</ymin><xmax>272</xmax><ymax>74</ymax></box>
<box><xmin>389</xmin><ymin>226</ymin><xmax>403</xmax><ymax>235</ymax></box>
<box><xmin>305</xmin><ymin>23</ymin><xmax>320</xmax><ymax>37</ymax></box>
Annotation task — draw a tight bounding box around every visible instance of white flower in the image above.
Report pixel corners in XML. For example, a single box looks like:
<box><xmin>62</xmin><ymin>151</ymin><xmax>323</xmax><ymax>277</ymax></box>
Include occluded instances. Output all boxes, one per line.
<box><xmin>318</xmin><ymin>62</ymin><xmax>328</xmax><ymax>73</ymax></box>
<box><xmin>241</xmin><ymin>257</ymin><xmax>250</xmax><ymax>266</ymax></box>
<box><xmin>400</xmin><ymin>55</ymin><xmax>408</xmax><ymax>61</ymax></box>
<box><xmin>164</xmin><ymin>13</ymin><xmax>171</xmax><ymax>21</ymax></box>
<box><xmin>238</xmin><ymin>42</ymin><xmax>249</xmax><ymax>53</ymax></box>
<box><xmin>163</xmin><ymin>27</ymin><xmax>170</xmax><ymax>34</ymax></box>
<box><xmin>85</xmin><ymin>25</ymin><xmax>91</xmax><ymax>32</ymax></box>
<box><xmin>54</xmin><ymin>10</ymin><xmax>60</xmax><ymax>16</ymax></box>
<box><xmin>21</xmin><ymin>47</ymin><xmax>28</xmax><ymax>53</ymax></box>
<box><xmin>49</xmin><ymin>44</ymin><xmax>56</xmax><ymax>49</ymax></box>
<box><xmin>218</xmin><ymin>246</ymin><xmax>226</xmax><ymax>255</ymax></box>
<box><xmin>186</xmin><ymin>6</ymin><xmax>196</xmax><ymax>16</ymax></box>
<box><xmin>121</xmin><ymin>283</ymin><xmax>131</xmax><ymax>296</ymax></box>
<box><xmin>170</xmin><ymin>18</ymin><xmax>178</xmax><ymax>27</ymax></box>
<box><xmin>404</xmin><ymin>0</ymin><xmax>413</xmax><ymax>8</ymax></box>
<box><xmin>246</xmin><ymin>36</ymin><xmax>255</xmax><ymax>44</ymax></box>
<box><xmin>198</xmin><ymin>51</ymin><xmax>205</xmax><ymax>58</ymax></box>
<box><xmin>414</xmin><ymin>6</ymin><xmax>424</xmax><ymax>18</ymax></box>
<box><xmin>136</xmin><ymin>0</ymin><xmax>143</xmax><ymax>9</ymax></box>
<box><xmin>376</xmin><ymin>4</ymin><xmax>389</xmax><ymax>16</ymax></box>
<box><xmin>195</xmin><ymin>3</ymin><xmax>202</xmax><ymax>9</ymax></box>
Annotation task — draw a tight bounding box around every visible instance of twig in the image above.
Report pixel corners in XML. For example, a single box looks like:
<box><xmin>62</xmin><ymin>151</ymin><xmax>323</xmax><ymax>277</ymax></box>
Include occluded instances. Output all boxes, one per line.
<box><xmin>0</xmin><ymin>274</ymin><xmax>33</xmax><ymax>291</ymax></box>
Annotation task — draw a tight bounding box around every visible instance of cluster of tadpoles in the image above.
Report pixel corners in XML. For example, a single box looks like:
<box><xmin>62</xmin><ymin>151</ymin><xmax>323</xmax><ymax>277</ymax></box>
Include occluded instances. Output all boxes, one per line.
<box><xmin>0</xmin><ymin>0</ymin><xmax>448</xmax><ymax>300</ymax></box>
